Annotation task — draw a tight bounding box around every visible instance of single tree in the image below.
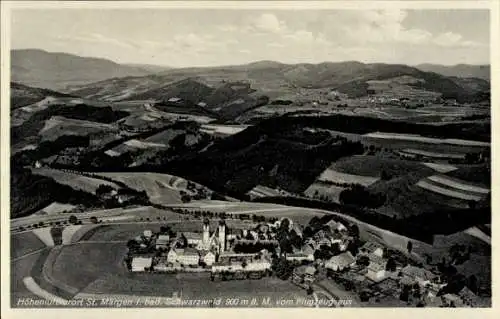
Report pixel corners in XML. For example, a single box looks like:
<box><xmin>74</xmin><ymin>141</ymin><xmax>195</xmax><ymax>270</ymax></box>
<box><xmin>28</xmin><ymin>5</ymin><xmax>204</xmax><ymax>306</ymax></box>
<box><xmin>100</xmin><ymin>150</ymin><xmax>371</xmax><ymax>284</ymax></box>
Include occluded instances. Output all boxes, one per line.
<box><xmin>407</xmin><ymin>241</ymin><xmax>413</xmax><ymax>254</ymax></box>
<box><xmin>69</xmin><ymin>215</ymin><xmax>78</xmax><ymax>225</ymax></box>
<box><xmin>386</xmin><ymin>258</ymin><xmax>397</xmax><ymax>272</ymax></box>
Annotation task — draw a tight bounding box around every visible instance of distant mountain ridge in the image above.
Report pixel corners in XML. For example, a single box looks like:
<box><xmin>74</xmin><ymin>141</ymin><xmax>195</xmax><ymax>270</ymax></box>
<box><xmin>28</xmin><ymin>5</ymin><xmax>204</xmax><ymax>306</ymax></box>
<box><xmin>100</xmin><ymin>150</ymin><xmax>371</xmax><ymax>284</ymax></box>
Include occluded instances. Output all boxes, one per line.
<box><xmin>69</xmin><ymin>60</ymin><xmax>490</xmax><ymax>104</ymax></box>
<box><xmin>416</xmin><ymin>63</ymin><xmax>490</xmax><ymax>81</ymax></box>
<box><xmin>10</xmin><ymin>49</ymin><xmax>490</xmax><ymax>104</ymax></box>
<box><xmin>11</xmin><ymin>49</ymin><xmax>165</xmax><ymax>91</ymax></box>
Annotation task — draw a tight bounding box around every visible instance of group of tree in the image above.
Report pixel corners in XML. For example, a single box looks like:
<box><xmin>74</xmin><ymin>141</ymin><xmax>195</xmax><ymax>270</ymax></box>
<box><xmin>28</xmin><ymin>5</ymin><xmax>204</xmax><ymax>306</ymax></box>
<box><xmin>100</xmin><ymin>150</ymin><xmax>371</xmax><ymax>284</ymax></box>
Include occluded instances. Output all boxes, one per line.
<box><xmin>160</xmin><ymin>225</ymin><xmax>176</xmax><ymax>238</ymax></box>
<box><xmin>339</xmin><ymin>184</ymin><xmax>386</xmax><ymax>209</ymax></box>
<box><xmin>95</xmin><ymin>184</ymin><xmax>115</xmax><ymax>197</ymax></box>
<box><xmin>272</xmin><ymin>257</ymin><xmax>294</xmax><ymax>280</ymax></box>
<box><xmin>233</xmin><ymin>242</ymin><xmax>276</xmax><ymax>254</ymax></box>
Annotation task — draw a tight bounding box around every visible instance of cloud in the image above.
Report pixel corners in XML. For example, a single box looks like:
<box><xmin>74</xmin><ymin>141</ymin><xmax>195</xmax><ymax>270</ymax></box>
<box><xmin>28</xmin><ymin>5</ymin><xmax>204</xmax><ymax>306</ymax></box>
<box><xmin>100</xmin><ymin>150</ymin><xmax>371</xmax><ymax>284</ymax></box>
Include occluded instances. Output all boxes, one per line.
<box><xmin>432</xmin><ymin>31</ymin><xmax>483</xmax><ymax>48</ymax></box>
<box><xmin>330</xmin><ymin>9</ymin><xmax>480</xmax><ymax>48</ymax></box>
<box><xmin>56</xmin><ymin>33</ymin><xmax>138</xmax><ymax>49</ymax></box>
<box><xmin>252</xmin><ymin>13</ymin><xmax>287</xmax><ymax>33</ymax></box>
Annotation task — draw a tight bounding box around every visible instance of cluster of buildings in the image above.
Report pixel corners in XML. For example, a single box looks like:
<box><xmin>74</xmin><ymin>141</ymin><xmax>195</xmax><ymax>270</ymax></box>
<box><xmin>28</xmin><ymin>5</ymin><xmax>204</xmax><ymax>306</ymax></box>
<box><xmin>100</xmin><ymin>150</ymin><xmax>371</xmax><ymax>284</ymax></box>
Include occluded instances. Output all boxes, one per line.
<box><xmin>128</xmin><ymin>219</ymin><xmax>276</xmax><ymax>279</ymax></box>
<box><xmin>126</xmin><ymin>214</ymin><xmax>487</xmax><ymax>307</ymax></box>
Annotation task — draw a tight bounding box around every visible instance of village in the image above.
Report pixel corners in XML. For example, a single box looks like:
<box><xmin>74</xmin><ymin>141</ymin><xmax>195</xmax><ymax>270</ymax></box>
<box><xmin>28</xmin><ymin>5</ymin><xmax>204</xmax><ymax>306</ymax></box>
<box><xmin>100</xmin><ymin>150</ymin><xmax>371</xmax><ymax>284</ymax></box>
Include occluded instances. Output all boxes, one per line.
<box><xmin>124</xmin><ymin>212</ymin><xmax>484</xmax><ymax>308</ymax></box>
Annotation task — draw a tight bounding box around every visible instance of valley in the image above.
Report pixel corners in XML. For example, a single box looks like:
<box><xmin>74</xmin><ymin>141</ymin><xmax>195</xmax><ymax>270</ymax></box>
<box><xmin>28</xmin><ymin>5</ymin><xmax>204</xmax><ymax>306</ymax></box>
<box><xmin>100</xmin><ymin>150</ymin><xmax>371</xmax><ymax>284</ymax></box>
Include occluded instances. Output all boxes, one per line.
<box><xmin>9</xmin><ymin>50</ymin><xmax>491</xmax><ymax>309</ymax></box>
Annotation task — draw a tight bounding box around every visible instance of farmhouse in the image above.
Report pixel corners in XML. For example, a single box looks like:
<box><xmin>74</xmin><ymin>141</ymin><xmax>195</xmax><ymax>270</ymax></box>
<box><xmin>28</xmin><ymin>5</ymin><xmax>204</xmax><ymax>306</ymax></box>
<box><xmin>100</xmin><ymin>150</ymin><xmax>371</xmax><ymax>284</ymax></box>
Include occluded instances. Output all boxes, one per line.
<box><xmin>286</xmin><ymin>252</ymin><xmax>315</xmax><ymax>263</ymax></box>
<box><xmin>325</xmin><ymin>252</ymin><xmax>356</xmax><ymax>271</ymax></box>
<box><xmin>245</xmin><ymin>260</ymin><xmax>272</xmax><ymax>272</ymax></box>
<box><xmin>167</xmin><ymin>248</ymin><xmax>200</xmax><ymax>266</ymax></box>
<box><xmin>365</xmin><ymin>260</ymin><xmax>386</xmax><ymax>282</ymax></box>
<box><xmin>360</xmin><ymin>242</ymin><xmax>385</xmax><ymax>258</ymax></box>
<box><xmin>182</xmin><ymin>232</ymin><xmax>204</xmax><ymax>247</ymax></box>
<box><xmin>131</xmin><ymin>257</ymin><xmax>153</xmax><ymax>272</ymax></box>
<box><xmin>155</xmin><ymin>235</ymin><xmax>170</xmax><ymax>250</ymax></box>
<box><xmin>458</xmin><ymin>286</ymin><xmax>481</xmax><ymax>307</ymax></box>
<box><xmin>326</xmin><ymin>220</ymin><xmax>347</xmax><ymax>232</ymax></box>
<box><xmin>401</xmin><ymin>265</ymin><xmax>437</xmax><ymax>286</ymax></box>
<box><xmin>292</xmin><ymin>265</ymin><xmax>316</xmax><ymax>286</ymax></box>
<box><xmin>200</xmin><ymin>251</ymin><xmax>216</xmax><ymax>266</ymax></box>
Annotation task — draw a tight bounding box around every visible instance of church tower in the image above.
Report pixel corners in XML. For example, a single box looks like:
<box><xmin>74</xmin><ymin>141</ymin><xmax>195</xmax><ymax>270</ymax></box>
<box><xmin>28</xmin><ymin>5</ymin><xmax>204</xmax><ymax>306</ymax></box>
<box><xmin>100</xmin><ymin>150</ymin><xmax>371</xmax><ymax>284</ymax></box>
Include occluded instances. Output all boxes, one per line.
<box><xmin>203</xmin><ymin>218</ymin><xmax>210</xmax><ymax>245</ymax></box>
<box><xmin>218</xmin><ymin>219</ymin><xmax>226</xmax><ymax>252</ymax></box>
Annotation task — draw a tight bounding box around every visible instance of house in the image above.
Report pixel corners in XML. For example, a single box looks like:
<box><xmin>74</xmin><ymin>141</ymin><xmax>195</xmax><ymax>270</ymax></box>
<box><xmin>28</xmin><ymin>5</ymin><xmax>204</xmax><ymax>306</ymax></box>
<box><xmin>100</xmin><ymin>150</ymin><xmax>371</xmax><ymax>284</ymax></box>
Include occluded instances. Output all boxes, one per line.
<box><xmin>117</xmin><ymin>194</ymin><xmax>135</xmax><ymax>204</ymax></box>
<box><xmin>360</xmin><ymin>242</ymin><xmax>385</xmax><ymax>258</ymax></box>
<box><xmin>167</xmin><ymin>248</ymin><xmax>200</xmax><ymax>266</ymax></box>
<box><xmin>286</xmin><ymin>253</ymin><xmax>314</xmax><ymax>263</ymax></box>
<box><xmin>292</xmin><ymin>224</ymin><xmax>303</xmax><ymax>237</ymax></box>
<box><xmin>458</xmin><ymin>286</ymin><xmax>480</xmax><ymax>307</ymax></box>
<box><xmin>200</xmin><ymin>251</ymin><xmax>216</xmax><ymax>266</ymax></box>
<box><xmin>365</xmin><ymin>260</ymin><xmax>386</xmax><ymax>282</ymax></box>
<box><xmin>131</xmin><ymin>257</ymin><xmax>152</xmax><ymax>272</ymax></box>
<box><xmin>178</xmin><ymin>248</ymin><xmax>200</xmax><ymax>266</ymax></box>
<box><xmin>325</xmin><ymin>252</ymin><xmax>356</xmax><ymax>271</ymax></box>
<box><xmin>401</xmin><ymin>265</ymin><xmax>437</xmax><ymax>286</ymax></box>
<box><xmin>245</xmin><ymin>260</ymin><xmax>272</xmax><ymax>271</ymax></box>
<box><xmin>326</xmin><ymin>220</ymin><xmax>347</xmax><ymax>232</ymax></box>
<box><xmin>211</xmin><ymin>261</ymin><xmax>244</xmax><ymax>273</ymax></box>
<box><xmin>167</xmin><ymin>97</ymin><xmax>182</xmax><ymax>103</ymax></box>
<box><xmin>292</xmin><ymin>265</ymin><xmax>316</xmax><ymax>286</ymax></box>
<box><xmin>257</xmin><ymin>224</ymin><xmax>270</xmax><ymax>234</ymax></box>
<box><xmin>155</xmin><ymin>235</ymin><xmax>170</xmax><ymax>250</ymax></box>
<box><xmin>182</xmin><ymin>232</ymin><xmax>204</xmax><ymax>247</ymax></box>
<box><xmin>442</xmin><ymin>293</ymin><xmax>464</xmax><ymax>307</ymax></box>
<box><xmin>249</xmin><ymin>230</ymin><xmax>259</xmax><ymax>240</ymax></box>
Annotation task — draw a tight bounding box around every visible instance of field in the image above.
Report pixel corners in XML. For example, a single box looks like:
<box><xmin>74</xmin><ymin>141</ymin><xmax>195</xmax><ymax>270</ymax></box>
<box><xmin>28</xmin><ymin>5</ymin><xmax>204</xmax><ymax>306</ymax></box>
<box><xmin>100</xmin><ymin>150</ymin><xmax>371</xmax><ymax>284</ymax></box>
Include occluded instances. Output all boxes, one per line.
<box><xmin>317</xmin><ymin>168</ymin><xmax>379</xmax><ymax>186</ymax></box>
<box><xmin>11</xmin><ymin>250</ymin><xmax>49</xmax><ymax>305</ymax></box>
<box><xmin>107</xmin><ymin>139</ymin><xmax>167</xmax><ymax>157</ymax></box>
<box><xmin>364</xmin><ymin>132</ymin><xmax>489</xmax><ymax>147</ymax></box>
<box><xmin>179</xmin><ymin>202</ymin><xmax>325</xmax><ymax>226</ymax></box>
<box><xmin>144</xmin><ymin>128</ymin><xmax>184</xmax><ymax>145</ymax></box>
<box><xmin>247</xmin><ymin>185</ymin><xmax>282</xmax><ymax>198</ymax></box>
<box><xmin>416</xmin><ymin>180</ymin><xmax>483</xmax><ymax>201</ymax></box>
<box><xmin>399</xmin><ymin>148</ymin><xmax>464</xmax><ymax>160</ymax></box>
<box><xmin>422</xmin><ymin>162</ymin><xmax>458</xmax><ymax>173</ymax></box>
<box><xmin>95</xmin><ymin>172</ymin><xmax>189</xmax><ymax>204</ymax></box>
<box><xmin>416</xmin><ymin>174</ymin><xmax>489</xmax><ymax>202</ymax></box>
<box><xmin>427</xmin><ymin>175</ymin><xmax>489</xmax><ymax>194</ymax></box>
<box><xmin>35</xmin><ymin>202</ymin><xmax>76</xmax><ymax>215</ymax></box>
<box><xmin>11</xmin><ymin>232</ymin><xmax>47</xmax><ymax>259</ymax></box>
<box><xmin>49</xmin><ymin>243</ymin><xmax>128</xmax><ymax>292</ymax></box>
<box><xmin>446</xmin><ymin>164</ymin><xmax>490</xmax><ymax>186</ymax></box>
<box><xmin>39</xmin><ymin>116</ymin><xmax>118</xmax><ymax>142</ymax></box>
<box><xmin>123</xmin><ymin>139</ymin><xmax>168</xmax><ymax>149</ymax></box>
<box><xmin>80</xmin><ymin>272</ymin><xmax>308</xmax><ymax>305</ymax></box>
<box><xmin>31</xmin><ymin>168</ymin><xmax>121</xmax><ymax>193</ymax></box>
<box><xmin>362</xmin><ymin>132</ymin><xmax>489</xmax><ymax>155</ymax></box>
<box><xmin>369</xmin><ymin>172</ymin><xmax>471</xmax><ymax>219</ymax></box>
<box><xmin>200</xmin><ymin>124</ymin><xmax>250</xmax><ymax>136</ymax></box>
<box><xmin>332</xmin><ymin>155</ymin><xmax>434</xmax><ymax>178</ymax></box>
<box><xmin>304</xmin><ymin>182</ymin><xmax>344</xmax><ymax>204</ymax></box>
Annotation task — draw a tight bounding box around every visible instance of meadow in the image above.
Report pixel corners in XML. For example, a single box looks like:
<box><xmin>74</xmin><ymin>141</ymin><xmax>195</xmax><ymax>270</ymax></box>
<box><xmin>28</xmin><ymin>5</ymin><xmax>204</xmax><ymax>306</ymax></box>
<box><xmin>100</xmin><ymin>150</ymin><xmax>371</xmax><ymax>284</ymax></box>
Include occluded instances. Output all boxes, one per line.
<box><xmin>32</xmin><ymin>168</ymin><xmax>120</xmax><ymax>193</ymax></box>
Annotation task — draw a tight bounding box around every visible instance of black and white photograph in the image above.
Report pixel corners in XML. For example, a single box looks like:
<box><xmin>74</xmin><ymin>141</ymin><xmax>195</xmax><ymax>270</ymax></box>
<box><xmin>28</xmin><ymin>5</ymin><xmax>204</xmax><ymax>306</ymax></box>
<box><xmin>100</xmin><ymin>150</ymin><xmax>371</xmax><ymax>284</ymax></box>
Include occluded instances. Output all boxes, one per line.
<box><xmin>1</xmin><ymin>0</ymin><xmax>496</xmax><ymax>312</ymax></box>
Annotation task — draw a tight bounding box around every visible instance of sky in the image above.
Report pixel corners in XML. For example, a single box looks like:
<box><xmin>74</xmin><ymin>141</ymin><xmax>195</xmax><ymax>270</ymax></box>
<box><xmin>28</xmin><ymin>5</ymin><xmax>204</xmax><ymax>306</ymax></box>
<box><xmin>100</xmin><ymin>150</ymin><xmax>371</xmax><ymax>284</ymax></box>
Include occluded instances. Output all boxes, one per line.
<box><xmin>11</xmin><ymin>9</ymin><xmax>490</xmax><ymax>67</ymax></box>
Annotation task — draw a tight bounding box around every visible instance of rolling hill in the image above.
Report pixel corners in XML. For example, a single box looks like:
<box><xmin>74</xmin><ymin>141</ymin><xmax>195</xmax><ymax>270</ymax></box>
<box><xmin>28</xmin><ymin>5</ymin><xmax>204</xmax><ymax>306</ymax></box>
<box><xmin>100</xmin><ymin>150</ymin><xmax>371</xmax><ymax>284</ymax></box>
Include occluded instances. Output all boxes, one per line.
<box><xmin>416</xmin><ymin>64</ymin><xmax>490</xmax><ymax>81</ymax></box>
<box><xmin>10</xmin><ymin>82</ymin><xmax>77</xmax><ymax>110</ymax></box>
<box><xmin>11</xmin><ymin>49</ymin><xmax>162</xmax><ymax>91</ymax></box>
<box><xmin>68</xmin><ymin>60</ymin><xmax>490</xmax><ymax>104</ymax></box>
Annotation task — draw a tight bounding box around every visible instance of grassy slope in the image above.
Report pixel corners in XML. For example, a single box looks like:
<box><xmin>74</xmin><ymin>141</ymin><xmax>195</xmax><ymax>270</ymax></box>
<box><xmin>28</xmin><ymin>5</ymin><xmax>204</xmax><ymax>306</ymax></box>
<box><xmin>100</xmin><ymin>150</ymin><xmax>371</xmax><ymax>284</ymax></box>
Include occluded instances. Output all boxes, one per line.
<box><xmin>11</xmin><ymin>232</ymin><xmax>47</xmax><ymax>259</ymax></box>
<box><xmin>50</xmin><ymin>243</ymin><xmax>128</xmax><ymax>291</ymax></box>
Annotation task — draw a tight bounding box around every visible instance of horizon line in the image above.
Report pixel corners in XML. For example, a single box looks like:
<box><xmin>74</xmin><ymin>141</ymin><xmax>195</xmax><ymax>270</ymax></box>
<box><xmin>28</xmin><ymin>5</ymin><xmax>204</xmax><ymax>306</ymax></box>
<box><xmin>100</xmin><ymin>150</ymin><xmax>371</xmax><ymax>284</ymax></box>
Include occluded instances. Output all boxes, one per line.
<box><xmin>11</xmin><ymin>47</ymin><xmax>491</xmax><ymax>69</ymax></box>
